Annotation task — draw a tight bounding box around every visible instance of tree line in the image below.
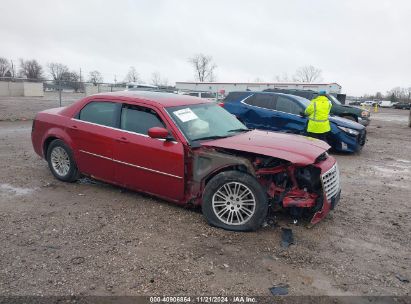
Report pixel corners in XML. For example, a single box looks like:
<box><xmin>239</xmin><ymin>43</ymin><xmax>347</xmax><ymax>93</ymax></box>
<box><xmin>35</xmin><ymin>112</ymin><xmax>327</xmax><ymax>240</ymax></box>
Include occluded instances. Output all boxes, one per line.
<box><xmin>0</xmin><ymin>57</ymin><xmax>170</xmax><ymax>87</ymax></box>
<box><xmin>363</xmin><ymin>87</ymin><xmax>411</xmax><ymax>103</ymax></box>
<box><xmin>10</xmin><ymin>54</ymin><xmax>404</xmax><ymax>98</ymax></box>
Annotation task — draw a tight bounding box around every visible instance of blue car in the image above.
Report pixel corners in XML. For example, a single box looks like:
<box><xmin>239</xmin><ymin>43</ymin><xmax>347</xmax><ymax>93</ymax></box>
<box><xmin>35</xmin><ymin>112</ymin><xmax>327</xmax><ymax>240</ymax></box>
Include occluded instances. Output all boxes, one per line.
<box><xmin>223</xmin><ymin>91</ymin><xmax>366</xmax><ymax>153</ymax></box>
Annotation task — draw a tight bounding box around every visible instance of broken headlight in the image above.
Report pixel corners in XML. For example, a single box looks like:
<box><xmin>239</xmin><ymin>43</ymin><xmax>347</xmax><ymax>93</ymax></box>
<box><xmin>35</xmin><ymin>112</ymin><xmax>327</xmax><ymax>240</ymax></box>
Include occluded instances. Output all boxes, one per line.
<box><xmin>295</xmin><ymin>166</ymin><xmax>322</xmax><ymax>193</ymax></box>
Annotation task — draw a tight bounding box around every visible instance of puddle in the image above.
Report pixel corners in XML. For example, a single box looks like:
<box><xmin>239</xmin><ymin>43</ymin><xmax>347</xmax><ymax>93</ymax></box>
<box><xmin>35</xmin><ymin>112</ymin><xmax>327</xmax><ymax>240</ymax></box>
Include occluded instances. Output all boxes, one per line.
<box><xmin>0</xmin><ymin>183</ymin><xmax>35</xmax><ymax>196</ymax></box>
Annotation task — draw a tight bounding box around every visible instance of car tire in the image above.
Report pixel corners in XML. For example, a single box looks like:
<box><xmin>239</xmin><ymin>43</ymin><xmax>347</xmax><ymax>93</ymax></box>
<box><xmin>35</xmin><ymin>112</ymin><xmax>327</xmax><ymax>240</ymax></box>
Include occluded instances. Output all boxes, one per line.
<box><xmin>47</xmin><ymin>139</ymin><xmax>80</xmax><ymax>182</ymax></box>
<box><xmin>202</xmin><ymin>171</ymin><xmax>268</xmax><ymax>231</ymax></box>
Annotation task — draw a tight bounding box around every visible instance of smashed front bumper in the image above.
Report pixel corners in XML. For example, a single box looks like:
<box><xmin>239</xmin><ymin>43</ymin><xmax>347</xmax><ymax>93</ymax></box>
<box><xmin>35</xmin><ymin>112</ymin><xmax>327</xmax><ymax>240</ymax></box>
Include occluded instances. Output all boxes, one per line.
<box><xmin>311</xmin><ymin>163</ymin><xmax>341</xmax><ymax>224</ymax></box>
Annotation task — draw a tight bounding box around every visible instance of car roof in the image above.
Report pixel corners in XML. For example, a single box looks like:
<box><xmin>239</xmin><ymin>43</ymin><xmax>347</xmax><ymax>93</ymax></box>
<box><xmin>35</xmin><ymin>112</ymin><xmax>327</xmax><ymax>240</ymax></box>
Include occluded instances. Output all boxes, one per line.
<box><xmin>228</xmin><ymin>91</ymin><xmax>304</xmax><ymax>99</ymax></box>
<box><xmin>90</xmin><ymin>90</ymin><xmax>210</xmax><ymax>107</ymax></box>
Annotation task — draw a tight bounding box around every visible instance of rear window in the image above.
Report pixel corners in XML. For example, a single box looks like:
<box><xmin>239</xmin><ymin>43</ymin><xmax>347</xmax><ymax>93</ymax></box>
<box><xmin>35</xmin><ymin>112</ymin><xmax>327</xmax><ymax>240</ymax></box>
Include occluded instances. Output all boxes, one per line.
<box><xmin>79</xmin><ymin>101</ymin><xmax>117</xmax><ymax>127</ymax></box>
<box><xmin>200</xmin><ymin>92</ymin><xmax>215</xmax><ymax>98</ymax></box>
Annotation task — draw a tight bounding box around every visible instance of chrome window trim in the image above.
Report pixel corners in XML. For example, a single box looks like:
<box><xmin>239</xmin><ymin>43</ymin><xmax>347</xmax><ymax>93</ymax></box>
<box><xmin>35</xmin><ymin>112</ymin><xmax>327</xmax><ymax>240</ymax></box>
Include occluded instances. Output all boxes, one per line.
<box><xmin>240</xmin><ymin>94</ymin><xmax>303</xmax><ymax>118</ymax></box>
<box><xmin>79</xmin><ymin>149</ymin><xmax>183</xmax><ymax>180</ymax></box>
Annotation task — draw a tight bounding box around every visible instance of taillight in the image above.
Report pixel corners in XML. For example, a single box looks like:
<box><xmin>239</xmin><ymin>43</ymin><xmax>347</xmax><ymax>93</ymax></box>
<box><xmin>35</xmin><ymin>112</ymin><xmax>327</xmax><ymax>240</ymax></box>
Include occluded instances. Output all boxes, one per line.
<box><xmin>218</xmin><ymin>102</ymin><xmax>224</xmax><ymax>107</ymax></box>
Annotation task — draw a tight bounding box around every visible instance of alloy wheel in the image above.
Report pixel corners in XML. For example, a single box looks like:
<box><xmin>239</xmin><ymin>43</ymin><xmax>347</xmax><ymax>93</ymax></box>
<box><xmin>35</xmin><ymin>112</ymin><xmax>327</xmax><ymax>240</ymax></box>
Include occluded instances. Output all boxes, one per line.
<box><xmin>212</xmin><ymin>182</ymin><xmax>256</xmax><ymax>225</ymax></box>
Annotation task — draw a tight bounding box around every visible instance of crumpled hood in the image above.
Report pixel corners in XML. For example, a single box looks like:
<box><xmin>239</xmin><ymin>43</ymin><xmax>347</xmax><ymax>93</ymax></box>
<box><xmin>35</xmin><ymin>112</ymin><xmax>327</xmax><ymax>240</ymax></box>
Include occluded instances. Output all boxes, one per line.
<box><xmin>201</xmin><ymin>130</ymin><xmax>330</xmax><ymax>165</ymax></box>
<box><xmin>329</xmin><ymin>116</ymin><xmax>365</xmax><ymax>130</ymax></box>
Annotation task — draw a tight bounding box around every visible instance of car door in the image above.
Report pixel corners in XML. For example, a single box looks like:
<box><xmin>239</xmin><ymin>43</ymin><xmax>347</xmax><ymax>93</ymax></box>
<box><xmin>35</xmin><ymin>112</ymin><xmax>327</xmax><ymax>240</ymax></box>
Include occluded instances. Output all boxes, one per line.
<box><xmin>272</xmin><ymin>95</ymin><xmax>307</xmax><ymax>134</ymax></box>
<box><xmin>69</xmin><ymin>100</ymin><xmax>120</xmax><ymax>183</ymax></box>
<box><xmin>112</xmin><ymin>103</ymin><xmax>185</xmax><ymax>201</ymax></box>
<box><xmin>240</xmin><ymin>93</ymin><xmax>278</xmax><ymax>130</ymax></box>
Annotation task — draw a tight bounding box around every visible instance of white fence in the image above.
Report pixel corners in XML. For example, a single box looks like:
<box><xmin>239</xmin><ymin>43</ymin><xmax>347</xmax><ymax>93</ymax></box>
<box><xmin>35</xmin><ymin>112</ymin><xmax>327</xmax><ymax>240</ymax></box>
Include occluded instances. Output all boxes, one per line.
<box><xmin>0</xmin><ymin>82</ymin><xmax>44</xmax><ymax>97</ymax></box>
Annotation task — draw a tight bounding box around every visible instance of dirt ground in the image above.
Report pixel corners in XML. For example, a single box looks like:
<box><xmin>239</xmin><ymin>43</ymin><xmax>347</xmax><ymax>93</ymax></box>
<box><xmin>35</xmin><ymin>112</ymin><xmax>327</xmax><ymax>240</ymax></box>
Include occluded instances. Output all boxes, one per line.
<box><xmin>0</xmin><ymin>94</ymin><xmax>410</xmax><ymax>298</ymax></box>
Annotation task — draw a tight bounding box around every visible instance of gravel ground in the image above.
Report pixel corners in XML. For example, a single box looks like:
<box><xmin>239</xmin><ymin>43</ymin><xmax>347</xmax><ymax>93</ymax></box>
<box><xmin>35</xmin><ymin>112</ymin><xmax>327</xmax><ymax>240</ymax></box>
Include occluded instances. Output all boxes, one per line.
<box><xmin>0</xmin><ymin>95</ymin><xmax>410</xmax><ymax>298</ymax></box>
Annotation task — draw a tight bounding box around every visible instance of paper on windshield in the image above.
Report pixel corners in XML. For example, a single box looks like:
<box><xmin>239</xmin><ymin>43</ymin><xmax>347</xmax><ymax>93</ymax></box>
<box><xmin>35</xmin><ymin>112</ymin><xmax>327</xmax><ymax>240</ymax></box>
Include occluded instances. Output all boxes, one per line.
<box><xmin>173</xmin><ymin>108</ymin><xmax>198</xmax><ymax>122</ymax></box>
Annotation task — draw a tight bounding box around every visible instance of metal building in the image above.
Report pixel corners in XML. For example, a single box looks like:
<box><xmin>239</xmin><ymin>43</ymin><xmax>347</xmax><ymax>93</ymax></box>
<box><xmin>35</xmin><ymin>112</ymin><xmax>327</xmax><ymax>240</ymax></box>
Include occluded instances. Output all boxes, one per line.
<box><xmin>175</xmin><ymin>81</ymin><xmax>342</xmax><ymax>95</ymax></box>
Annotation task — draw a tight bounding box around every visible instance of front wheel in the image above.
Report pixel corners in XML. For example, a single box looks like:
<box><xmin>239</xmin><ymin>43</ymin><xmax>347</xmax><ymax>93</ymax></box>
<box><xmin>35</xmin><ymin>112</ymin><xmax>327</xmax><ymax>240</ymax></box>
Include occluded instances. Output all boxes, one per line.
<box><xmin>47</xmin><ymin>139</ymin><xmax>80</xmax><ymax>182</ymax></box>
<box><xmin>202</xmin><ymin>171</ymin><xmax>268</xmax><ymax>231</ymax></box>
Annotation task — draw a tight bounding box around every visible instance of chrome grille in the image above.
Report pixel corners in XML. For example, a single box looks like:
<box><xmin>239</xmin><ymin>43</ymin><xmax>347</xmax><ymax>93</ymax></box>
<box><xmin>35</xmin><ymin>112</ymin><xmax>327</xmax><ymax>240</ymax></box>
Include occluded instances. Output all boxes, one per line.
<box><xmin>321</xmin><ymin>164</ymin><xmax>340</xmax><ymax>200</ymax></box>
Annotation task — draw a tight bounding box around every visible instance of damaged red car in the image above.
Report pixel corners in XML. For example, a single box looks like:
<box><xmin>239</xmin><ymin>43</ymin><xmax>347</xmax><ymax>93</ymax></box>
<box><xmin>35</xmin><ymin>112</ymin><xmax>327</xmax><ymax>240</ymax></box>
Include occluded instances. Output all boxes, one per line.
<box><xmin>32</xmin><ymin>91</ymin><xmax>341</xmax><ymax>231</ymax></box>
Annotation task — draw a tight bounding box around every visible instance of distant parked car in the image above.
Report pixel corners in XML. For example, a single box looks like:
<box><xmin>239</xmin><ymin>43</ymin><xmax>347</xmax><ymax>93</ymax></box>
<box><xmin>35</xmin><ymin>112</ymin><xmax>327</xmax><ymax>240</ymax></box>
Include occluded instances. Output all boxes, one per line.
<box><xmin>182</xmin><ymin>91</ymin><xmax>216</xmax><ymax>101</ymax></box>
<box><xmin>379</xmin><ymin>100</ymin><xmax>394</xmax><ymax>108</ymax></box>
<box><xmin>31</xmin><ymin>91</ymin><xmax>340</xmax><ymax>231</ymax></box>
<box><xmin>264</xmin><ymin>89</ymin><xmax>371</xmax><ymax>126</ymax></box>
<box><xmin>223</xmin><ymin>91</ymin><xmax>366</xmax><ymax>153</ymax></box>
<box><xmin>393</xmin><ymin>102</ymin><xmax>411</xmax><ymax>110</ymax></box>
<box><xmin>360</xmin><ymin>100</ymin><xmax>378</xmax><ymax>107</ymax></box>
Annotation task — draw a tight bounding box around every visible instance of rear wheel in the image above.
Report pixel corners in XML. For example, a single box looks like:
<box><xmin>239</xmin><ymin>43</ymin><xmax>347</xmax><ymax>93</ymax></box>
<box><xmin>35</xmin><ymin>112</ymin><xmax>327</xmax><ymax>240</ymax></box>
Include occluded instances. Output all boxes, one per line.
<box><xmin>202</xmin><ymin>171</ymin><xmax>268</xmax><ymax>231</ymax></box>
<box><xmin>47</xmin><ymin>139</ymin><xmax>80</xmax><ymax>182</ymax></box>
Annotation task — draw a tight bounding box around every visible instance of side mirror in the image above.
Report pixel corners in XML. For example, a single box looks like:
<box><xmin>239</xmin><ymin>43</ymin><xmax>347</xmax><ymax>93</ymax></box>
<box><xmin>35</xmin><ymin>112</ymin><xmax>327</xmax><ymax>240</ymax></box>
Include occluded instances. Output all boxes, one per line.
<box><xmin>299</xmin><ymin>111</ymin><xmax>306</xmax><ymax>117</ymax></box>
<box><xmin>148</xmin><ymin>127</ymin><xmax>169</xmax><ymax>139</ymax></box>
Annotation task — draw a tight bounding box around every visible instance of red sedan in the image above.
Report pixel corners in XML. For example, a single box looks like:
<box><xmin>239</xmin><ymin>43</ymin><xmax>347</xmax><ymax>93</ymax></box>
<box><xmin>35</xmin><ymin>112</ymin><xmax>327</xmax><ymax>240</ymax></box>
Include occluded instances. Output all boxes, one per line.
<box><xmin>32</xmin><ymin>91</ymin><xmax>341</xmax><ymax>231</ymax></box>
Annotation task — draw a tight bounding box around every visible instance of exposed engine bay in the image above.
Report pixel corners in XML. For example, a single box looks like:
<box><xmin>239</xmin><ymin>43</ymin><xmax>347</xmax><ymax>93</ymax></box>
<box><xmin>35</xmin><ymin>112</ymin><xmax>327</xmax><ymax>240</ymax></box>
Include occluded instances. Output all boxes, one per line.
<box><xmin>191</xmin><ymin>147</ymin><xmax>334</xmax><ymax>224</ymax></box>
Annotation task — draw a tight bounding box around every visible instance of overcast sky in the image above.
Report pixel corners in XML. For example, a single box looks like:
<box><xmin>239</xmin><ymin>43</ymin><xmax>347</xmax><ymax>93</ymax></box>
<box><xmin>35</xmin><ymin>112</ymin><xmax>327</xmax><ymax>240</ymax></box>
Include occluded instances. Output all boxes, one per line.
<box><xmin>1</xmin><ymin>0</ymin><xmax>410</xmax><ymax>96</ymax></box>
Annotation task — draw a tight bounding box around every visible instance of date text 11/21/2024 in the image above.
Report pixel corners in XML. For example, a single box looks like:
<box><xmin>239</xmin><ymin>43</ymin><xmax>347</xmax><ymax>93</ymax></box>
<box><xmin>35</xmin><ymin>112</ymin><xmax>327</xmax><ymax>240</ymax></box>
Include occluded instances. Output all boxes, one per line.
<box><xmin>149</xmin><ymin>296</ymin><xmax>257</xmax><ymax>303</ymax></box>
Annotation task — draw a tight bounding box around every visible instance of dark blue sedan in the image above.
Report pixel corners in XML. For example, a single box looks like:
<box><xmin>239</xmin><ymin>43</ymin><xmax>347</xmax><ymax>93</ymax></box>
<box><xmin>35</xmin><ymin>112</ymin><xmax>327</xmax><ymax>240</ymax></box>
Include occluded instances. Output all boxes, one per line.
<box><xmin>223</xmin><ymin>91</ymin><xmax>366</xmax><ymax>153</ymax></box>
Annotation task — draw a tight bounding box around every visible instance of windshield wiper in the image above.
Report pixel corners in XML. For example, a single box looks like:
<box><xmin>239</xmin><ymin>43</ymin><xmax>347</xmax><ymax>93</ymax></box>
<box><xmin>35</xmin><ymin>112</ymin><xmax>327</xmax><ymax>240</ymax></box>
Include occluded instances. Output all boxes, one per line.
<box><xmin>194</xmin><ymin>135</ymin><xmax>228</xmax><ymax>141</ymax></box>
<box><xmin>227</xmin><ymin>128</ymin><xmax>250</xmax><ymax>133</ymax></box>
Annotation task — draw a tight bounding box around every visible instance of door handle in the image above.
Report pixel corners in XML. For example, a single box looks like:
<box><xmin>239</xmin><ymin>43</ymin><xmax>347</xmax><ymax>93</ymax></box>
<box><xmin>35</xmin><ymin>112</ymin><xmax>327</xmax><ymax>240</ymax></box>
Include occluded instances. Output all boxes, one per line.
<box><xmin>116</xmin><ymin>137</ymin><xmax>128</xmax><ymax>143</ymax></box>
<box><xmin>70</xmin><ymin>125</ymin><xmax>78</xmax><ymax>130</ymax></box>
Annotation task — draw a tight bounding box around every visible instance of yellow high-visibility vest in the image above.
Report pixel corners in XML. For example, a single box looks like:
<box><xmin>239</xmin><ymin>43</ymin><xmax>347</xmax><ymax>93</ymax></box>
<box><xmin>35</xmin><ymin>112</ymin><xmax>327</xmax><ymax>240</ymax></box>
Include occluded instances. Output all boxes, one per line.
<box><xmin>305</xmin><ymin>95</ymin><xmax>332</xmax><ymax>133</ymax></box>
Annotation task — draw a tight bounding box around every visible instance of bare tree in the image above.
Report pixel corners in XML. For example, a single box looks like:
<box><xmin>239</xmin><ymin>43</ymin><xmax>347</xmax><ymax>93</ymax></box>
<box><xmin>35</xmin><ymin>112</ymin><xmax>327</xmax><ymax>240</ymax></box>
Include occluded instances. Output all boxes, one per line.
<box><xmin>125</xmin><ymin>66</ymin><xmax>140</xmax><ymax>83</ymax></box>
<box><xmin>188</xmin><ymin>54</ymin><xmax>217</xmax><ymax>82</ymax></box>
<box><xmin>48</xmin><ymin>62</ymin><xmax>69</xmax><ymax>81</ymax></box>
<box><xmin>59</xmin><ymin>71</ymin><xmax>83</xmax><ymax>92</ymax></box>
<box><xmin>9</xmin><ymin>60</ymin><xmax>16</xmax><ymax>78</ymax></box>
<box><xmin>151</xmin><ymin>71</ymin><xmax>168</xmax><ymax>87</ymax></box>
<box><xmin>88</xmin><ymin>70</ymin><xmax>103</xmax><ymax>85</ymax></box>
<box><xmin>19</xmin><ymin>59</ymin><xmax>43</xmax><ymax>80</ymax></box>
<box><xmin>293</xmin><ymin>65</ymin><xmax>322</xmax><ymax>83</ymax></box>
<box><xmin>0</xmin><ymin>57</ymin><xmax>10</xmax><ymax>77</ymax></box>
<box><xmin>388</xmin><ymin>86</ymin><xmax>409</xmax><ymax>101</ymax></box>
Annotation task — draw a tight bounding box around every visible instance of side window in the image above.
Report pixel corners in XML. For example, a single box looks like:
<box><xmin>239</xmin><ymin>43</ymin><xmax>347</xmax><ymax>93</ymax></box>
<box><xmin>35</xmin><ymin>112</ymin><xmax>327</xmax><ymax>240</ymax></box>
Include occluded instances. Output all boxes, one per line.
<box><xmin>121</xmin><ymin>105</ymin><xmax>165</xmax><ymax>135</ymax></box>
<box><xmin>276</xmin><ymin>96</ymin><xmax>302</xmax><ymax>115</ymax></box>
<box><xmin>245</xmin><ymin>94</ymin><xmax>276</xmax><ymax>109</ymax></box>
<box><xmin>255</xmin><ymin>94</ymin><xmax>277</xmax><ymax>109</ymax></box>
<box><xmin>79</xmin><ymin>101</ymin><xmax>117</xmax><ymax>127</ymax></box>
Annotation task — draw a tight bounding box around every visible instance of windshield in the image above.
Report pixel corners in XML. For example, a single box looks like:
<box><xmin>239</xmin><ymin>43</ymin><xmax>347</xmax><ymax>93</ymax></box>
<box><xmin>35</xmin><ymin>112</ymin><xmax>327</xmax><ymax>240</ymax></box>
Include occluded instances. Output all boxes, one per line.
<box><xmin>166</xmin><ymin>103</ymin><xmax>248</xmax><ymax>142</ymax></box>
<box><xmin>327</xmin><ymin>94</ymin><xmax>342</xmax><ymax>105</ymax></box>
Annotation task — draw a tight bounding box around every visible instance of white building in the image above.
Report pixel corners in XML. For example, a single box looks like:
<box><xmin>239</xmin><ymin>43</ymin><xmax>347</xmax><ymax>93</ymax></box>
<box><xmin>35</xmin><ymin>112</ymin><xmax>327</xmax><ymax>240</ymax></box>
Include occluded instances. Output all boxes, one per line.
<box><xmin>175</xmin><ymin>81</ymin><xmax>342</xmax><ymax>95</ymax></box>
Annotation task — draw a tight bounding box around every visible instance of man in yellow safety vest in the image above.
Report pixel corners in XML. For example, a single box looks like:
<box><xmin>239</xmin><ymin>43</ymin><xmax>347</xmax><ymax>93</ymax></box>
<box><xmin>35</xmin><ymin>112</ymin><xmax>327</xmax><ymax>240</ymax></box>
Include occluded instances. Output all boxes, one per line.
<box><xmin>304</xmin><ymin>90</ymin><xmax>332</xmax><ymax>141</ymax></box>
